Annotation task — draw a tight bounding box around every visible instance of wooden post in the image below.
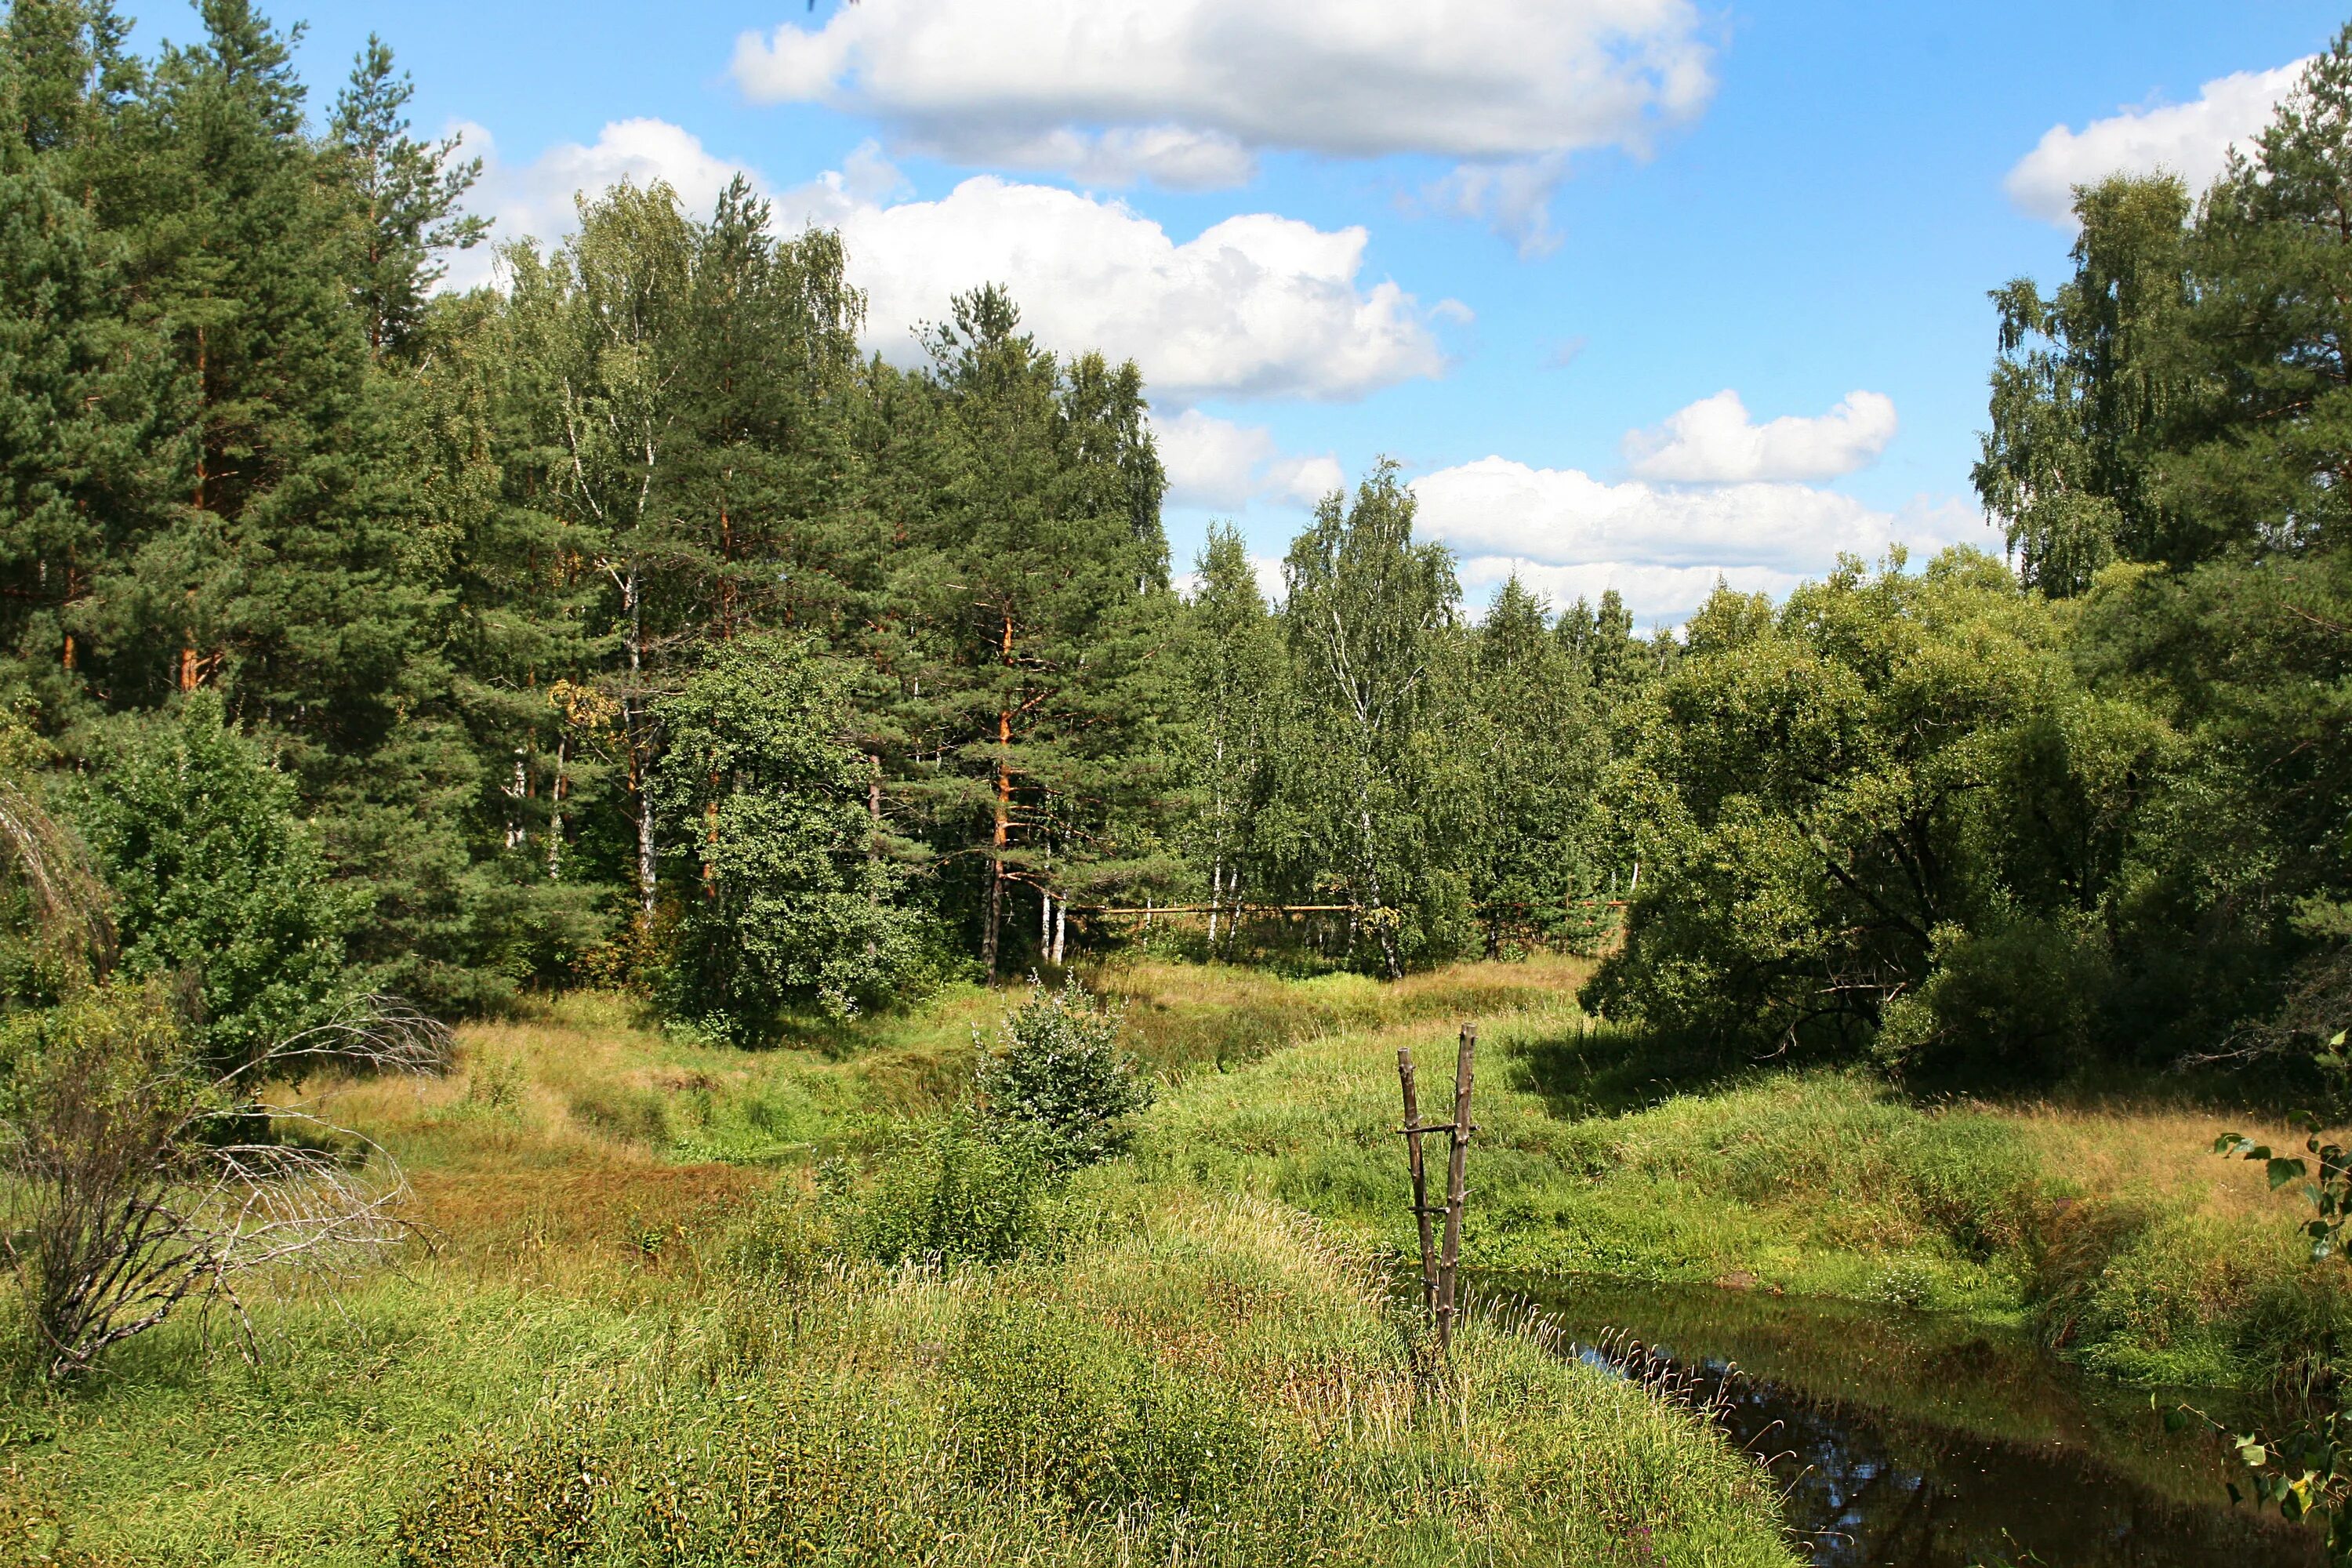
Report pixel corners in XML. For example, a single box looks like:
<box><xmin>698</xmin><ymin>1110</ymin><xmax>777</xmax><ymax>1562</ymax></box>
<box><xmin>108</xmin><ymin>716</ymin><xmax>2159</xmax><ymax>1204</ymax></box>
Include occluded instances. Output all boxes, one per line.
<box><xmin>1396</xmin><ymin>1047</ymin><xmax>1439</xmax><ymax>1321</ymax></box>
<box><xmin>1436</xmin><ymin>1023</ymin><xmax>1477</xmax><ymax>1354</ymax></box>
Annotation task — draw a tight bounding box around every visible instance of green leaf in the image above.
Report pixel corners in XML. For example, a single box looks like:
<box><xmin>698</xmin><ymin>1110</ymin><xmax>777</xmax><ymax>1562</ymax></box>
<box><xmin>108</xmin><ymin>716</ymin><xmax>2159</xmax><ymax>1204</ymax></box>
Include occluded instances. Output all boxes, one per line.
<box><xmin>2270</xmin><ymin>1157</ymin><xmax>2308</xmax><ymax>1189</ymax></box>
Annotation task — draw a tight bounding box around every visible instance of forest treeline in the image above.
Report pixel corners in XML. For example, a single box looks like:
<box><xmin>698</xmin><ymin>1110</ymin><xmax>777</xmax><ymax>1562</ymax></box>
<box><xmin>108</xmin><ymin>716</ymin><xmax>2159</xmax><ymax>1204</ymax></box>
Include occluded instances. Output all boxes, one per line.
<box><xmin>1</xmin><ymin>0</ymin><xmax>2347</xmax><ymax>1080</ymax></box>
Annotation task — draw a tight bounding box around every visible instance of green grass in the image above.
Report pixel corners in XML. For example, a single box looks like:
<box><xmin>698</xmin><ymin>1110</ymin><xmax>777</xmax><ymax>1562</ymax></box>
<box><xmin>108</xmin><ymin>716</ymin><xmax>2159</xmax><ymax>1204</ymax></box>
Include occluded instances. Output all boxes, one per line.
<box><xmin>1142</xmin><ymin>1000</ymin><xmax>2347</xmax><ymax>1388</ymax></box>
<box><xmin>9</xmin><ymin>950</ymin><xmax>2340</xmax><ymax>1564</ymax></box>
<box><xmin>0</xmin><ymin>957</ymin><xmax>1797</xmax><ymax>1566</ymax></box>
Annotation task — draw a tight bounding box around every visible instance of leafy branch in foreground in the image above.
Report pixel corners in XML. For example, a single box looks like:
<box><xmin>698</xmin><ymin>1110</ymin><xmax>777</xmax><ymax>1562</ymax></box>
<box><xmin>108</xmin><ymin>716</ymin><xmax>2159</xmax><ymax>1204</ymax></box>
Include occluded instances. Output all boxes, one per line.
<box><xmin>2179</xmin><ymin>1028</ymin><xmax>2352</xmax><ymax>1559</ymax></box>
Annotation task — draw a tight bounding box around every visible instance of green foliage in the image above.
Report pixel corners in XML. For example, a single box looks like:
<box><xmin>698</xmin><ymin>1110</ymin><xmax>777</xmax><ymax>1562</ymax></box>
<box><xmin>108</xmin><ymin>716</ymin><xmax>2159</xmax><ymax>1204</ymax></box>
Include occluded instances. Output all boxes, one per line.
<box><xmin>1587</xmin><ymin>552</ymin><xmax>2159</xmax><ymax>1076</ymax></box>
<box><xmin>939</xmin><ymin>1300</ymin><xmax>1261</xmax><ymax>1513</ymax></box>
<box><xmin>323</xmin><ymin>34</ymin><xmax>486</xmax><ymax>358</ymax></box>
<box><xmin>653</xmin><ymin>633</ymin><xmax>931</xmax><ymax>1029</ymax></box>
<box><xmin>2175</xmin><ymin>1029</ymin><xmax>2352</xmax><ymax>1561</ymax></box>
<box><xmin>1266</xmin><ymin>461</ymin><xmax>1466</xmax><ymax>977</ymax></box>
<box><xmin>977</xmin><ymin>976</ymin><xmax>1153</xmax><ymax>1171</ymax></box>
<box><xmin>829</xmin><ymin>1111</ymin><xmax>1063</xmax><ymax>1268</ymax></box>
<box><xmin>69</xmin><ymin>692</ymin><xmax>352</xmax><ymax>1065</ymax></box>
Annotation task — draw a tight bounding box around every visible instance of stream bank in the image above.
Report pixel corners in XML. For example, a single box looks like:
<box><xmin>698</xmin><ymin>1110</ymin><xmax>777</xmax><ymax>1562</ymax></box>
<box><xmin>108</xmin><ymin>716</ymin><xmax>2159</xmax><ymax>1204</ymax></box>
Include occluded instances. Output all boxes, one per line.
<box><xmin>1498</xmin><ymin>1275</ymin><xmax>2324</xmax><ymax>1567</ymax></box>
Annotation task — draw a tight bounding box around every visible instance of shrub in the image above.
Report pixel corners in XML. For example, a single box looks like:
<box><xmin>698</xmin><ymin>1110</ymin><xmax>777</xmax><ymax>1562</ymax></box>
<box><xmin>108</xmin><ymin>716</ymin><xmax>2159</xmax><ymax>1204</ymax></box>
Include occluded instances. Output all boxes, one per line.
<box><xmin>69</xmin><ymin>693</ymin><xmax>354</xmax><ymax>1071</ymax></box>
<box><xmin>831</xmin><ymin>1112</ymin><xmax>1061</xmax><ymax>1267</ymax></box>
<box><xmin>977</xmin><ymin>977</ymin><xmax>1153</xmax><ymax>1172</ymax></box>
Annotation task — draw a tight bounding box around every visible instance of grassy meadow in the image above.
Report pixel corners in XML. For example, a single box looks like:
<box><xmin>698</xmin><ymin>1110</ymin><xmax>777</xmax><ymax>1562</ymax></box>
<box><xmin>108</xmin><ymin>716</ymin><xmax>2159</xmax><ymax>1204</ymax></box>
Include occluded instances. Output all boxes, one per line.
<box><xmin>3</xmin><ymin>954</ymin><xmax>2342</xmax><ymax>1563</ymax></box>
<box><xmin>0</xmin><ymin>960</ymin><xmax>1792</xmax><ymax>1567</ymax></box>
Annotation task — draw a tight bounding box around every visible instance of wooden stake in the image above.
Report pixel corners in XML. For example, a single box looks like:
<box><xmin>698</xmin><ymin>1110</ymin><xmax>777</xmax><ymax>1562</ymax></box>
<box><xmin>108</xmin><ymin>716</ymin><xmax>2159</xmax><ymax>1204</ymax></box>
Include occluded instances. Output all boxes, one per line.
<box><xmin>1436</xmin><ymin>1023</ymin><xmax>1477</xmax><ymax>1355</ymax></box>
<box><xmin>1396</xmin><ymin>1047</ymin><xmax>1439</xmax><ymax>1321</ymax></box>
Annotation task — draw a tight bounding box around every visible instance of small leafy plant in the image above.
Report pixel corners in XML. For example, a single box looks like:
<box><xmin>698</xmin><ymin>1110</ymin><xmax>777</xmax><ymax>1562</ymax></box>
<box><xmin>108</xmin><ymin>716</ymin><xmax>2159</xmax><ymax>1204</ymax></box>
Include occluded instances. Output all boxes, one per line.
<box><xmin>828</xmin><ymin>1112</ymin><xmax>1058</xmax><ymax>1267</ymax></box>
<box><xmin>975</xmin><ymin>976</ymin><xmax>1154</xmax><ymax>1173</ymax></box>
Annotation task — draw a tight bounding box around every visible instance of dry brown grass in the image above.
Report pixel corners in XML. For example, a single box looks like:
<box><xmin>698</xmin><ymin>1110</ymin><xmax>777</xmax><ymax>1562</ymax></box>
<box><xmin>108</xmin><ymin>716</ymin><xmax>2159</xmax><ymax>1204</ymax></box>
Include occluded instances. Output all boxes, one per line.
<box><xmin>1995</xmin><ymin>1100</ymin><xmax>2339</xmax><ymax>1228</ymax></box>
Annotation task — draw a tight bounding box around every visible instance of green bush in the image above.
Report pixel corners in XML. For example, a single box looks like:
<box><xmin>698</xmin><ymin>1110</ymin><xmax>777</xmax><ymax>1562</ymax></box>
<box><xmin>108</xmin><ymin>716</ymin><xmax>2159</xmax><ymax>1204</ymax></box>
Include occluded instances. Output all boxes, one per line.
<box><xmin>68</xmin><ymin>693</ymin><xmax>354</xmax><ymax>1069</ymax></box>
<box><xmin>1874</xmin><ymin>914</ymin><xmax>2111</xmax><ymax>1084</ymax></box>
<box><xmin>978</xmin><ymin>978</ymin><xmax>1153</xmax><ymax>1172</ymax></box>
<box><xmin>831</xmin><ymin>1112</ymin><xmax>1062</xmax><ymax>1267</ymax></box>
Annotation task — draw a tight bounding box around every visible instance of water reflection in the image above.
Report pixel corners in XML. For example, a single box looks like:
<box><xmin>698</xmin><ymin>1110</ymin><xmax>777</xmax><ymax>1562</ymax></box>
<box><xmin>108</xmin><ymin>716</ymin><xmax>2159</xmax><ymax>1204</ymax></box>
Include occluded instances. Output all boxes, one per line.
<box><xmin>1497</xmin><ymin>1276</ymin><xmax>2325</xmax><ymax>1567</ymax></box>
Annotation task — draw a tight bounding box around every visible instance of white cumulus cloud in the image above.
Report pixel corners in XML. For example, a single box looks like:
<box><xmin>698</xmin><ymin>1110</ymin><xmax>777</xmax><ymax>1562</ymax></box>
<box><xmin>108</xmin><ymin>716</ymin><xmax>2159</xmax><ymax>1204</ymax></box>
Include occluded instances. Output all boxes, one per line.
<box><xmin>445</xmin><ymin>118</ymin><xmax>760</xmax><ymax>289</ymax></box>
<box><xmin>1156</xmin><ymin>412</ymin><xmax>1344</xmax><ymax>509</ymax></box>
<box><xmin>1411</xmin><ymin>456</ymin><xmax>1984</xmax><ymax>622</ymax></box>
<box><xmin>2005</xmin><ymin>57</ymin><xmax>2309</xmax><ymax>226</ymax></box>
<box><xmin>1622</xmin><ymin>389</ymin><xmax>1897</xmax><ymax>484</ymax></box>
<box><xmin>446</xmin><ymin>122</ymin><xmax>1453</xmax><ymax>405</ymax></box>
<box><xmin>732</xmin><ymin>0</ymin><xmax>1715</xmax><ymax>238</ymax></box>
<box><xmin>800</xmin><ymin>177</ymin><xmax>1454</xmax><ymax>403</ymax></box>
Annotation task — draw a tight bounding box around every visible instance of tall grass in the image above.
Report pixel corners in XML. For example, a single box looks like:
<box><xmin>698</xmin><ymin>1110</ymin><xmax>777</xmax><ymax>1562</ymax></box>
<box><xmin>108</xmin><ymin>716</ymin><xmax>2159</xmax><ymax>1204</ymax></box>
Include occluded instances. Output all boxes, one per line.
<box><xmin>0</xmin><ymin>961</ymin><xmax>1797</xmax><ymax>1566</ymax></box>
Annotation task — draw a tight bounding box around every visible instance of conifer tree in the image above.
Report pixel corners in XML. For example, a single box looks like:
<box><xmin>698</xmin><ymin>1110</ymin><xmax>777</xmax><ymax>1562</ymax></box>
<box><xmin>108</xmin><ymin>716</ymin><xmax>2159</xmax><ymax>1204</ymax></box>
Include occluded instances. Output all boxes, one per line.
<box><xmin>325</xmin><ymin>34</ymin><xmax>487</xmax><ymax>359</ymax></box>
<box><xmin>883</xmin><ymin>288</ymin><xmax>1172</xmax><ymax>972</ymax></box>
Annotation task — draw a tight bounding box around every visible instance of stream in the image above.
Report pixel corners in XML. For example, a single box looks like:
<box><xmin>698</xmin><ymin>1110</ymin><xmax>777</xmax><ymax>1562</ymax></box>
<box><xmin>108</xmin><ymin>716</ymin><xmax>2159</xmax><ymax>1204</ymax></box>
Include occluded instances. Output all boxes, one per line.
<box><xmin>1495</xmin><ymin>1275</ymin><xmax>2326</xmax><ymax>1567</ymax></box>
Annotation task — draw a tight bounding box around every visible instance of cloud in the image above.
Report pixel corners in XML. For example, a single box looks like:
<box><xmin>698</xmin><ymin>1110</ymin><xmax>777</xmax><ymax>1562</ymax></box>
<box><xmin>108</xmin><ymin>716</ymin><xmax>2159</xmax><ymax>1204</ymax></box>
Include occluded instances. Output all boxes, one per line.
<box><xmin>1267</xmin><ymin>453</ymin><xmax>1347</xmax><ymax>506</ymax></box>
<box><xmin>446</xmin><ymin>118</ymin><xmax>760</xmax><ymax>289</ymax></box>
<box><xmin>1622</xmin><ymin>389</ymin><xmax>1897</xmax><ymax>484</ymax></box>
<box><xmin>1156</xmin><ymin>411</ymin><xmax>1342</xmax><ymax>508</ymax></box>
<box><xmin>1410</xmin><ymin>456</ymin><xmax>1985</xmax><ymax>622</ymax></box>
<box><xmin>789</xmin><ymin>172</ymin><xmax>1455</xmax><ymax>403</ymax></box>
<box><xmin>1424</xmin><ymin>153</ymin><xmax>1570</xmax><ymax>256</ymax></box>
<box><xmin>732</xmin><ymin>0</ymin><xmax>1715</xmax><ymax>238</ymax></box>
<box><xmin>2005</xmin><ymin>57</ymin><xmax>2309</xmax><ymax>225</ymax></box>
<box><xmin>448</xmin><ymin>122</ymin><xmax>1454</xmax><ymax>404</ymax></box>
<box><xmin>1544</xmin><ymin>336</ymin><xmax>1590</xmax><ymax>369</ymax></box>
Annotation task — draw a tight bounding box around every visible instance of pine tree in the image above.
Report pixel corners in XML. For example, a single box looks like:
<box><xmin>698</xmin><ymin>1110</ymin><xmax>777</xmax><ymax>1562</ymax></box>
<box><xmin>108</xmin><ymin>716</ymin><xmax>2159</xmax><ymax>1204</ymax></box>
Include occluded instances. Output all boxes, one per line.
<box><xmin>0</xmin><ymin>20</ymin><xmax>176</xmax><ymax>717</ymax></box>
<box><xmin>880</xmin><ymin>288</ymin><xmax>1173</xmax><ymax>973</ymax></box>
<box><xmin>325</xmin><ymin>34</ymin><xmax>487</xmax><ymax>360</ymax></box>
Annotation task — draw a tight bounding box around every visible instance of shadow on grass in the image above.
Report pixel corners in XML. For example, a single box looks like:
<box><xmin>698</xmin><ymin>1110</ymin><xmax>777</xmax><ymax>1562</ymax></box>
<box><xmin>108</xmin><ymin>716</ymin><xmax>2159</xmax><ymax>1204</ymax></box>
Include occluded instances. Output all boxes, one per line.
<box><xmin>1504</xmin><ymin>1016</ymin><xmax>1762</xmax><ymax>1120</ymax></box>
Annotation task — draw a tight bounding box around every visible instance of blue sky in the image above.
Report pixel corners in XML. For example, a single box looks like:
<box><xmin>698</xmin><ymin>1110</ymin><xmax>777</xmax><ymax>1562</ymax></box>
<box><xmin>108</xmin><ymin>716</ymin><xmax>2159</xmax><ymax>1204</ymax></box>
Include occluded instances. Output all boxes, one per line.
<box><xmin>215</xmin><ymin>0</ymin><xmax>2345</xmax><ymax>619</ymax></box>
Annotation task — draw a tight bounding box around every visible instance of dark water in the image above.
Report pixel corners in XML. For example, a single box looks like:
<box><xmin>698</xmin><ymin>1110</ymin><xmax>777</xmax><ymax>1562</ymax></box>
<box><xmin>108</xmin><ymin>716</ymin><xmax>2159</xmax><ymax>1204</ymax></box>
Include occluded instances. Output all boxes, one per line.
<box><xmin>1492</xmin><ymin>1275</ymin><xmax>2325</xmax><ymax>1568</ymax></box>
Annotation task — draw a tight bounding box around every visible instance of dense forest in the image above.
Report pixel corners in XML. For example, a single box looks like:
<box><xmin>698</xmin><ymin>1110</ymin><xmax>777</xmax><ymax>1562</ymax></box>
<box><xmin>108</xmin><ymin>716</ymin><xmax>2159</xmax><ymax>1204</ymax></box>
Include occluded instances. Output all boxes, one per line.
<box><xmin>0</xmin><ymin>0</ymin><xmax>2346</xmax><ymax>1091</ymax></box>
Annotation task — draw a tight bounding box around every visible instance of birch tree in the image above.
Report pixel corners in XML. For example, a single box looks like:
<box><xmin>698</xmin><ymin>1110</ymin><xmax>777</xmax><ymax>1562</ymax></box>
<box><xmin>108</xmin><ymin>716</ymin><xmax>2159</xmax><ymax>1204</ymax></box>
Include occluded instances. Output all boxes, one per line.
<box><xmin>1181</xmin><ymin>524</ymin><xmax>1283</xmax><ymax>952</ymax></box>
<box><xmin>1279</xmin><ymin>461</ymin><xmax>1457</xmax><ymax>978</ymax></box>
<box><xmin>509</xmin><ymin>183</ymin><xmax>698</xmax><ymax>931</ymax></box>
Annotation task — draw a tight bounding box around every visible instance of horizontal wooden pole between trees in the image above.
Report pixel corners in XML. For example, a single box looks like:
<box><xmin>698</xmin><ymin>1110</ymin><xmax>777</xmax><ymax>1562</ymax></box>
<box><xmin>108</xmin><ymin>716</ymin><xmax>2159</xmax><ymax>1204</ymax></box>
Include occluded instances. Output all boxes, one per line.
<box><xmin>1070</xmin><ymin>900</ymin><xmax>1629</xmax><ymax>916</ymax></box>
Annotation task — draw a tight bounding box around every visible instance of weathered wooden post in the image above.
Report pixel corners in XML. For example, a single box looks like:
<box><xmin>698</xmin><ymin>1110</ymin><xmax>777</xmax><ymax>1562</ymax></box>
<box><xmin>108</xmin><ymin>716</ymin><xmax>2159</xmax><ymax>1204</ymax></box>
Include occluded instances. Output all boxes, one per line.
<box><xmin>1396</xmin><ymin>1047</ymin><xmax>1439</xmax><ymax>1320</ymax></box>
<box><xmin>1436</xmin><ymin>1023</ymin><xmax>1476</xmax><ymax>1354</ymax></box>
<box><xmin>1397</xmin><ymin>1024</ymin><xmax>1477</xmax><ymax>1354</ymax></box>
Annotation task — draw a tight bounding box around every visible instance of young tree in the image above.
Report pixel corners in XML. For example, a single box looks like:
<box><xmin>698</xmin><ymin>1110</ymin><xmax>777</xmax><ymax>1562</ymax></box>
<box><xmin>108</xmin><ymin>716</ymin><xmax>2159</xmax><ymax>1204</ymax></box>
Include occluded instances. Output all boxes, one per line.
<box><xmin>652</xmin><ymin>633</ymin><xmax>928</xmax><ymax>1029</ymax></box>
<box><xmin>69</xmin><ymin>692</ymin><xmax>353</xmax><ymax>1069</ymax></box>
